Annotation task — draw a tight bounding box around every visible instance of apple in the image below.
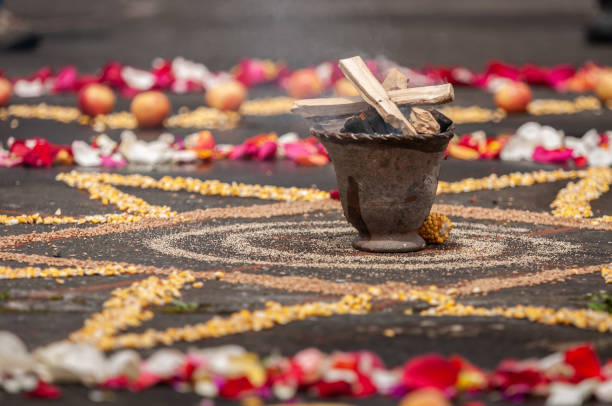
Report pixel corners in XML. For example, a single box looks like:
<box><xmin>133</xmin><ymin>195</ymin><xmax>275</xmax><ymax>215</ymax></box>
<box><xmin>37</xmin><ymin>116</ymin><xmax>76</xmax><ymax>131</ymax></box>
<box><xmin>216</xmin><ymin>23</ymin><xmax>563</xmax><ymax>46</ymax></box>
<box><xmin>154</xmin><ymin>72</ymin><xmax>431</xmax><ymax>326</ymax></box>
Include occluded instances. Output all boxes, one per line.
<box><xmin>333</xmin><ymin>78</ymin><xmax>360</xmax><ymax>97</ymax></box>
<box><xmin>77</xmin><ymin>83</ymin><xmax>116</xmax><ymax>116</ymax></box>
<box><xmin>493</xmin><ymin>81</ymin><xmax>532</xmax><ymax>113</ymax></box>
<box><xmin>595</xmin><ymin>69</ymin><xmax>612</xmax><ymax>103</ymax></box>
<box><xmin>287</xmin><ymin>68</ymin><xmax>323</xmax><ymax>99</ymax></box>
<box><xmin>205</xmin><ymin>80</ymin><xmax>247</xmax><ymax>111</ymax></box>
<box><xmin>130</xmin><ymin>91</ymin><xmax>171</xmax><ymax>128</ymax></box>
<box><xmin>0</xmin><ymin>77</ymin><xmax>12</xmax><ymax>107</ymax></box>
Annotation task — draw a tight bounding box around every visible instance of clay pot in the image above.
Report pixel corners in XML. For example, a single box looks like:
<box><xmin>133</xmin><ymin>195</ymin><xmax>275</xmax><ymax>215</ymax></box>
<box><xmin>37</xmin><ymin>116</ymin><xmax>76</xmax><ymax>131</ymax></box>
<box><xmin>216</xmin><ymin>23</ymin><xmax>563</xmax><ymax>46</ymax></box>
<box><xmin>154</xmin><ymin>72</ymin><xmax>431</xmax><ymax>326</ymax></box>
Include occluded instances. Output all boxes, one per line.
<box><xmin>311</xmin><ymin>112</ymin><xmax>453</xmax><ymax>252</ymax></box>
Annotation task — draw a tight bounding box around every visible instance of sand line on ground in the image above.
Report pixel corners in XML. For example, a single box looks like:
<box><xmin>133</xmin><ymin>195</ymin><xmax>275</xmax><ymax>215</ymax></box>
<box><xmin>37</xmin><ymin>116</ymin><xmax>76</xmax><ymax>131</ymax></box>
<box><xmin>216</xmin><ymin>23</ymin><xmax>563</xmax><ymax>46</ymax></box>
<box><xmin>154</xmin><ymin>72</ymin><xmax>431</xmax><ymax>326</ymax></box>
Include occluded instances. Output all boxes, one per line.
<box><xmin>1</xmin><ymin>251</ymin><xmax>609</xmax><ymax>301</ymax></box>
<box><xmin>2</xmin><ymin>200</ymin><xmax>609</xmax><ymax>252</ymax></box>
<box><xmin>0</xmin><ymin>200</ymin><xmax>341</xmax><ymax>249</ymax></box>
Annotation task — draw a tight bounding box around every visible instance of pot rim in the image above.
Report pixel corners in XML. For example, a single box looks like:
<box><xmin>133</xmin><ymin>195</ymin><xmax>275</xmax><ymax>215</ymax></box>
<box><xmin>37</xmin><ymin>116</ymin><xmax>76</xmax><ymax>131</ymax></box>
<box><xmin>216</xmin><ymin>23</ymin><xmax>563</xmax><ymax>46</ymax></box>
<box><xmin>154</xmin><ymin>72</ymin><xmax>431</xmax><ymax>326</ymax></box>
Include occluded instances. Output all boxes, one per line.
<box><xmin>311</xmin><ymin>126</ymin><xmax>454</xmax><ymax>144</ymax></box>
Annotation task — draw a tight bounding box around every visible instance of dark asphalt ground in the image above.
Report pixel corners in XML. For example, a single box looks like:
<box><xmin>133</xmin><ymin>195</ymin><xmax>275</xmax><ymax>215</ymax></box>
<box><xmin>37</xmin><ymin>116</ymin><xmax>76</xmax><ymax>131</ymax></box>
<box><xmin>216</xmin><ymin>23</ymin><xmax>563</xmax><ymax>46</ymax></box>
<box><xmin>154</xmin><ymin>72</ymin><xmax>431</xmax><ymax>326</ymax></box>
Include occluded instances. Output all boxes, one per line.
<box><xmin>1</xmin><ymin>1</ymin><xmax>612</xmax><ymax>405</ymax></box>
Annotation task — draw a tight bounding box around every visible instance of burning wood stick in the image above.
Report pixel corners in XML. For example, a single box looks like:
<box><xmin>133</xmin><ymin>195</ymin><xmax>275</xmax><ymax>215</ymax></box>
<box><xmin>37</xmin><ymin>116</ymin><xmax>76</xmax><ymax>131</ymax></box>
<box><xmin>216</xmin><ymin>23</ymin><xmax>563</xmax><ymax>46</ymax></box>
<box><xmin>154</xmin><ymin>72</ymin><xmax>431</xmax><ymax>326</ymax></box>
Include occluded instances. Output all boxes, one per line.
<box><xmin>291</xmin><ymin>83</ymin><xmax>454</xmax><ymax>118</ymax></box>
<box><xmin>338</xmin><ymin>56</ymin><xmax>417</xmax><ymax>135</ymax></box>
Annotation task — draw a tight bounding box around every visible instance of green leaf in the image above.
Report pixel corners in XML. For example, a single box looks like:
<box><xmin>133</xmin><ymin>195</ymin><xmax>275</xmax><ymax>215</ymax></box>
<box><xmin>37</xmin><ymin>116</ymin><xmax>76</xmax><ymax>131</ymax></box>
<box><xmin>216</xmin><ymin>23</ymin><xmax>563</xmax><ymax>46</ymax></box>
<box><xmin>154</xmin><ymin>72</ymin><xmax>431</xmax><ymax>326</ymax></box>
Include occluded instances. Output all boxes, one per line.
<box><xmin>586</xmin><ymin>291</ymin><xmax>612</xmax><ymax>314</ymax></box>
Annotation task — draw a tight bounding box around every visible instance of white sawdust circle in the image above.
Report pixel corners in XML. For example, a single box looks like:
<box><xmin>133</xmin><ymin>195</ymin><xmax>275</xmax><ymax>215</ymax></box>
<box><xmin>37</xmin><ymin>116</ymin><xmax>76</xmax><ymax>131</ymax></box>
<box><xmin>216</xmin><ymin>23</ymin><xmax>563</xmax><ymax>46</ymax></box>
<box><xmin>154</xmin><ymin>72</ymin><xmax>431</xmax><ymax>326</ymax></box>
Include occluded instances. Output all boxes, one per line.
<box><xmin>147</xmin><ymin>220</ymin><xmax>579</xmax><ymax>271</ymax></box>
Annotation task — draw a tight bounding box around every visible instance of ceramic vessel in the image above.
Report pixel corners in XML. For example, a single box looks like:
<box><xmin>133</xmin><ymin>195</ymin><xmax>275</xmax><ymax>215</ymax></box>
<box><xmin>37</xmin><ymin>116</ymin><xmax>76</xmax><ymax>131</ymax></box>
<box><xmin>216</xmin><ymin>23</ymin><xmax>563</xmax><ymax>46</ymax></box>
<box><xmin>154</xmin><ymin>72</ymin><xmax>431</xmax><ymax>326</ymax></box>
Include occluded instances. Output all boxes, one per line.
<box><xmin>312</xmin><ymin>113</ymin><xmax>453</xmax><ymax>252</ymax></box>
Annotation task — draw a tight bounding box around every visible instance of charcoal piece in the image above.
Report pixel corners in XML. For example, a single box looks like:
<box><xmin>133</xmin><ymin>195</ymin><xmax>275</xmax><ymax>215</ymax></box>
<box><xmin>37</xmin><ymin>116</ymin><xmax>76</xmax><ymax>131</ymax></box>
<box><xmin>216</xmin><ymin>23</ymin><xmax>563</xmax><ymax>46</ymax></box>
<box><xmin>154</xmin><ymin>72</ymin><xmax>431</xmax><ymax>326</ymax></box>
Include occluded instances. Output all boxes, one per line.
<box><xmin>427</xmin><ymin>108</ymin><xmax>453</xmax><ymax>132</ymax></box>
<box><xmin>341</xmin><ymin>114</ymin><xmax>374</xmax><ymax>134</ymax></box>
<box><xmin>366</xmin><ymin>112</ymin><xmax>395</xmax><ymax>134</ymax></box>
<box><xmin>341</xmin><ymin>111</ymin><xmax>400</xmax><ymax>135</ymax></box>
<box><xmin>341</xmin><ymin>108</ymin><xmax>447</xmax><ymax>135</ymax></box>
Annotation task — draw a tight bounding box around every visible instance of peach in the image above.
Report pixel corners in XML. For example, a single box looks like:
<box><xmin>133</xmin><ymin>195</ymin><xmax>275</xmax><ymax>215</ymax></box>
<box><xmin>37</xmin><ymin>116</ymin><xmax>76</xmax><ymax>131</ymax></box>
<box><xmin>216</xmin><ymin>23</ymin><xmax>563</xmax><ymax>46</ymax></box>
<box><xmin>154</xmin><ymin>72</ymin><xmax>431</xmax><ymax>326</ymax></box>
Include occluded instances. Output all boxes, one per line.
<box><xmin>287</xmin><ymin>68</ymin><xmax>323</xmax><ymax>99</ymax></box>
<box><xmin>595</xmin><ymin>69</ymin><xmax>612</xmax><ymax>103</ymax></box>
<box><xmin>399</xmin><ymin>388</ymin><xmax>450</xmax><ymax>406</ymax></box>
<box><xmin>77</xmin><ymin>83</ymin><xmax>116</xmax><ymax>116</ymax></box>
<box><xmin>0</xmin><ymin>78</ymin><xmax>12</xmax><ymax>107</ymax></box>
<box><xmin>494</xmin><ymin>81</ymin><xmax>532</xmax><ymax>113</ymax></box>
<box><xmin>130</xmin><ymin>91</ymin><xmax>171</xmax><ymax>128</ymax></box>
<box><xmin>205</xmin><ymin>80</ymin><xmax>247</xmax><ymax>111</ymax></box>
<box><xmin>333</xmin><ymin>78</ymin><xmax>360</xmax><ymax>97</ymax></box>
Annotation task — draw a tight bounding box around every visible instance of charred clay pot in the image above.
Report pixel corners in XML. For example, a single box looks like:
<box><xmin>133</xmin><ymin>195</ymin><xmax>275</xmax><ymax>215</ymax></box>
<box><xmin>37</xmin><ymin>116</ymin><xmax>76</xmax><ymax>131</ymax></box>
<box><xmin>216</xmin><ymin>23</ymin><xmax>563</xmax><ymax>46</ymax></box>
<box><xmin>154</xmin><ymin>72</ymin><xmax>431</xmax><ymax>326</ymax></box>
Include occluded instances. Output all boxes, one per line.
<box><xmin>312</xmin><ymin>112</ymin><xmax>454</xmax><ymax>253</ymax></box>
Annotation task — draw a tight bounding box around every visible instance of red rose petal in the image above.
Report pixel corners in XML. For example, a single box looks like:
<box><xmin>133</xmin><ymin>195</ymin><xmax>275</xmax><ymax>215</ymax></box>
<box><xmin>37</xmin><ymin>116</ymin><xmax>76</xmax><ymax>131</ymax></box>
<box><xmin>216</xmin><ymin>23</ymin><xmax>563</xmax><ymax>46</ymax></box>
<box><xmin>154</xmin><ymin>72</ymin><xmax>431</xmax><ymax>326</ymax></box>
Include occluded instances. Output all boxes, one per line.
<box><xmin>27</xmin><ymin>380</ymin><xmax>61</xmax><ymax>399</ymax></box>
<box><xmin>30</xmin><ymin>66</ymin><xmax>53</xmax><ymax>82</ymax></box>
<box><xmin>352</xmin><ymin>372</ymin><xmax>377</xmax><ymax>397</ymax></box>
<box><xmin>99</xmin><ymin>61</ymin><xmax>126</xmax><ymax>89</ymax></box>
<box><xmin>130</xmin><ymin>371</ymin><xmax>162</xmax><ymax>392</ymax></box>
<box><xmin>102</xmin><ymin>375</ymin><xmax>131</xmax><ymax>389</ymax></box>
<box><xmin>402</xmin><ymin>354</ymin><xmax>460</xmax><ymax>391</ymax></box>
<box><xmin>485</xmin><ymin>60</ymin><xmax>521</xmax><ymax>81</ymax></box>
<box><xmin>490</xmin><ymin>359</ymin><xmax>545</xmax><ymax>396</ymax></box>
<box><xmin>219</xmin><ymin>376</ymin><xmax>255</xmax><ymax>398</ymax></box>
<box><xmin>152</xmin><ymin>60</ymin><xmax>175</xmax><ymax>90</ymax></box>
<box><xmin>573</xmin><ymin>156</ymin><xmax>588</xmax><ymax>168</ymax></box>
<box><xmin>312</xmin><ymin>380</ymin><xmax>352</xmax><ymax>397</ymax></box>
<box><xmin>565</xmin><ymin>344</ymin><xmax>602</xmax><ymax>383</ymax></box>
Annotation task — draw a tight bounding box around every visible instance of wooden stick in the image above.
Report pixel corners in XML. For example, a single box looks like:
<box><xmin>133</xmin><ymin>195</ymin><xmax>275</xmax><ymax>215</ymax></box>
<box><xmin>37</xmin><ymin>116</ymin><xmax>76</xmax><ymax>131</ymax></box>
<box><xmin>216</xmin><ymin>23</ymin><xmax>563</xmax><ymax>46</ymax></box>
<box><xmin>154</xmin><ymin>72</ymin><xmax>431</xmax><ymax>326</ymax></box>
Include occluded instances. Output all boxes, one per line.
<box><xmin>382</xmin><ymin>68</ymin><xmax>409</xmax><ymax>91</ymax></box>
<box><xmin>409</xmin><ymin>107</ymin><xmax>440</xmax><ymax>133</ymax></box>
<box><xmin>291</xmin><ymin>83</ymin><xmax>454</xmax><ymax>118</ymax></box>
<box><xmin>380</xmin><ymin>69</ymin><xmax>441</xmax><ymax>134</ymax></box>
<box><xmin>338</xmin><ymin>56</ymin><xmax>417</xmax><ymax>135</ymax></box>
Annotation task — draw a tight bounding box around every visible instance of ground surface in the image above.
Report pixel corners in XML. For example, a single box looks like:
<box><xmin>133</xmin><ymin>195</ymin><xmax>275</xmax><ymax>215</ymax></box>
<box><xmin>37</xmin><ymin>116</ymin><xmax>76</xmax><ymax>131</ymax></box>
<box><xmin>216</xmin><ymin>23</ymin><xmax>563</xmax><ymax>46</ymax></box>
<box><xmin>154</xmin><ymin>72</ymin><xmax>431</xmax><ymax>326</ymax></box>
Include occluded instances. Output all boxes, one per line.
<box><xmin>1</xmin><ymin>1</ymin><xmax>612</xmax><ymax>405</ymax></box>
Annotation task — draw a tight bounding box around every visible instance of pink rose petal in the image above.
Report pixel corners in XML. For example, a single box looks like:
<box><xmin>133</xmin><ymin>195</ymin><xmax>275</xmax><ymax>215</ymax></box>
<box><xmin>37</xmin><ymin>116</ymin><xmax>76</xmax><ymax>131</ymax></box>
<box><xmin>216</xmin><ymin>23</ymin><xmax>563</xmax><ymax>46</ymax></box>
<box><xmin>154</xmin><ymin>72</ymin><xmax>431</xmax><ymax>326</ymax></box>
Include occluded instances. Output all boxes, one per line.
<box><xmin>256</xmin><ymin>141</ymin><xmax>277</xmax><ymax>161</ymax></box>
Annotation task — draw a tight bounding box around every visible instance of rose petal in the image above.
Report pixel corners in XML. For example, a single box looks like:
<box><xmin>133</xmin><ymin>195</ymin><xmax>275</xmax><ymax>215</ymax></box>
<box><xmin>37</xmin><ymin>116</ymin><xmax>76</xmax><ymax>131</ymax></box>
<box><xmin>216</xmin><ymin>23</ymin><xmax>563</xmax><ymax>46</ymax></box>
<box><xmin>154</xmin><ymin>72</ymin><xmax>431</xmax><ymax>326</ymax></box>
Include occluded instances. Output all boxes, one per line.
<box><xmin>312</xmin><ymin>380</ymin><xmax>352</xmax><ymax>397</ymax></box>
<box><xmin>27</xmin><ymin>380</ymin><xmax>61</xmax><ymax>399</ymax></box>
<box><xmin>22</xmin><ymin>140</ymin><xmax>60</xmax><ymax>167</ymax></box>
<box><xmin>284</xmin><ymin>142</ymin><xmax>318</xmax><ymax>161</ymax></box>
<box><xmin>145</xmin><ymin>349</ymin><xmax>185</xmax><ymax>379</ymax></box>
<box><xmin>13</xmin><ymin>78</ymin><xmax>45</xmax><ymax>97</ymax></box>
<box><xmin>121</xmin><ymin>66</ymin><xmax>156</xmax><ymax>91</ymax></box>
<box><xmin>490</xmin><ymin>359</ymin><xmax>545</xmax><ymax>396</ymax></box>
<box><xmin>233</xmin><ymin>58</ymin><xmax>268</xmax><ymax>87</ymax></box>
<box><xmin>99</xmin><ymin>61</ymin><xmax>126</xmax><ymax>89</ymax></box>
<box><xmin>105</xmin><ymin>350</ymin><xmax>141</xmax><ymax>381</ymax></box>
<box><xmin>595</xmin><ymin>380</ymin><xmax>612</xmax><ymax>402</ymax></box>
<box><xmin>0</xmin><ymin>153</ymin><xmax>23</xmax><ymax>167</ymax></box>
<box><xmin>546</xmin><ymin>380</ymin><xmax>597</xmax><ymax>406</ymax></box>
<box><xmin>256</xmin><ymin>141</ymin><xmax>277</xmax><ymax>161</ymax></box>
<box><xmin>52</xmin><ymin>66</ymin><xmax>78</xmax><ymax>93</ymax></box>
<box><xmin>565</xmin><ymin>345</ymin><xmax>602</xmax><ymax>383</ymax></box>
<box><xmin>130</xmin><ymin>370</ymin><xmax>161</xmax><ymax>392</ymax></box>
<box><xmin>485</xmin><ymin>60</ymin><xmax>521</xmax><ymax>81</ymax></box>
<box><xmin>219</xmin><ymin>376</ymin><xmax>256</xmax><ymax>398</ymax></box>
<box><xmin>402</xmin><ymin>355</ymin><xmax>461</xmax><ymax>391</ymax></box>
<box><xmin>72</xmin><ymin>140</ymin><xmax>102</xmax><ymax>167</ymax></box>
<box><xmin>228</xmin><ymin>144</ymin><xmax>250</xmax><ymax>160</ymax></box>
<box><xmin>294</xmin><ymin>153</ymin><xmax>328</xmax><ymax>166</ymax></box>
<box><xmin>185</xmin><ymin>130</ymin><xmax>215</xmax><ymax>151</ymax></box>
<box><xmin>172</xmin><ymin>57</ymin><xmax>213</xmax><ymax>86</ymax></box>
<box><xmin>532</xmin><ymin>146</ymin><xmax>573</xmax><ymax>164</ymax></box>
<box><xmin>0</xmin><ymin>331</ymin><xmax>34</xmax><ymax>371</ymax></box>
<box><xmin>101</xmin><ymin>153</ymin><xmax>127</xmax><ymax>167</ymax></box>
<box><xmin>152</xmin><ymin>60</ymin><xmax>175</xmax><ymax>90</ymax></box>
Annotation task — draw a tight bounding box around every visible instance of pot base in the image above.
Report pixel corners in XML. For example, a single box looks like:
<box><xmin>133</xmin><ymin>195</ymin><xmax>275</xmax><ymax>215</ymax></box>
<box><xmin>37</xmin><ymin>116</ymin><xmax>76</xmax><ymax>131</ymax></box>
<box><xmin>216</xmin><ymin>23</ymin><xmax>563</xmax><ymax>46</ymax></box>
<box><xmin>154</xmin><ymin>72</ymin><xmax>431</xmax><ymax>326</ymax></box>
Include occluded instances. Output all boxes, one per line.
<box><xmin>352</xmin><ymin>232</ymin><xmax>426</xmax><ymax>253</ymax></box>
